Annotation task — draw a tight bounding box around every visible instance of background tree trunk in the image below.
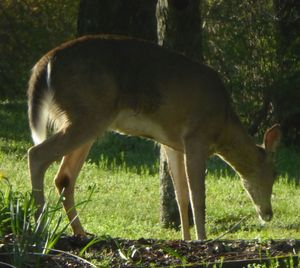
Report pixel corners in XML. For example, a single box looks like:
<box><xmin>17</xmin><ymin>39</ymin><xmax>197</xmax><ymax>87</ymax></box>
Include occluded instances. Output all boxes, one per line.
<box><xmin>156</xmin><ymin>0</ymin><xmax>203</xmax><ymax>228</ymax></box>
<box><xmin>157</xmin><ymin>0</ymin><xmax>203</xmax><ymax>61</ymax></box>
<box><xmin>273</xmin><ymin>0</ymin><xmax>300</xmax><ymax>146</ymax></box>
<box><xmin>77</xmin><ymin>0</ymin><xmax>157</xmax><ymax>42</ymax></box>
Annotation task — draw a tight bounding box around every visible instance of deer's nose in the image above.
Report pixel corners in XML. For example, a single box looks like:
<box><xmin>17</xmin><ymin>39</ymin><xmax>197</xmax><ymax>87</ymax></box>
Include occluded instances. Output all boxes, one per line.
<box><xmin>259</xmin><ymin>209</ymin><xmax>273</xmax><ymax>222</ymax></box>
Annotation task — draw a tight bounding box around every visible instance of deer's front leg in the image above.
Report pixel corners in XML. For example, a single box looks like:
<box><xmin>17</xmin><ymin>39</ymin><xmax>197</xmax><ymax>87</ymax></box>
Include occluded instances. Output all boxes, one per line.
<box><xmin>162</xmin><ymin>145</ymin><xmax>191</xmax><ymax>240</ymax></box>
<box><xmin>184</xmin><ymin>141</ymin><xmax>207</xmax><ymax>240</ymax></box>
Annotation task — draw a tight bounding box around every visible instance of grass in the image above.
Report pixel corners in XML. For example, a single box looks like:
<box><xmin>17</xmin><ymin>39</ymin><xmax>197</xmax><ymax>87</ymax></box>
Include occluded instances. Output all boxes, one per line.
<box><xmin>0</xmin><ymin>100</ymin><xmax>300</xmax><ymax>242</ymax></box>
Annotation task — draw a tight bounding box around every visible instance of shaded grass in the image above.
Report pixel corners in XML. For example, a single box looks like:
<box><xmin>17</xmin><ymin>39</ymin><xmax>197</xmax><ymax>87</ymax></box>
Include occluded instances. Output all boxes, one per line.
<box><xmin>0</xmin><ymin>100</ymin><xmax>300</xmax><ymax>241</ymax></box>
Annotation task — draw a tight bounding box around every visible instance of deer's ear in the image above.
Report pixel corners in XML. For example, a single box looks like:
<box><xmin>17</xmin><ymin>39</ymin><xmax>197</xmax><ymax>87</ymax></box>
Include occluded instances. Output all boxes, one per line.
<box><xmin>263</xmin><ymin>124</ymin><xmax>281</xmax><ymax>153</ymax></box>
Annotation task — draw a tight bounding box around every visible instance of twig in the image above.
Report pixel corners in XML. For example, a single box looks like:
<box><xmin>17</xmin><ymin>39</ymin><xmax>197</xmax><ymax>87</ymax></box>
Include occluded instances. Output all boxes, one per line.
<box><xmin>0</xmin><ymin>248</ymin><xmax>96</xmax><ymax>268</ymax></box>
<box><xmin>209</xmin><ymin>214</ymin><xmax>251</xmax><ymax>242</ymax></box>
<box><xmin>0</xmin><ymin>261</ymin><xmax>17</xmax><ymax>268</ymax></box>
<box><xmin>41</xmin><ymin>248</ymin><xmax>97</xmax><ymax>268</ymax></box>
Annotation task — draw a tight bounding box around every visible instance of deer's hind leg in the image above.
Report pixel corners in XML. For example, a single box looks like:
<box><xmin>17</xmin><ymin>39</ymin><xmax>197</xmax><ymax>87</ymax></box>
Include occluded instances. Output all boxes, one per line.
<box><xmin>184</xmin><ymin>139</ymin><xmax>208</xmax><ymax>241</ymax></box>
<box><xmin>28</xmin><ymin>119</ymin><xmax>112</xmax><ymax>231</ymax></box>
<box><xmin>54</xmin><ymin>141</ymin><xmax>93</xmax><ymax>236</ymax></box>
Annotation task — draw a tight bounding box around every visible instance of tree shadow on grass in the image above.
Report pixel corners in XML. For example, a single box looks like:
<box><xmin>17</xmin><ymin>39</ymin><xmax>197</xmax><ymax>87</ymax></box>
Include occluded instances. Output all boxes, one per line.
<box><xmin>0</xmin><ymin>101</ymin><xmax>30</xmax><ymax>141</ymax></box>
<box><xmin>276</xmin><ymin>147</ymin><xmax>300</xmax><ymax>186</ymax></box>
<box><xmin>88</xmin><ymin>133</ymin><xmax>160</xmax><ymax>175</ymax></box>
<box><xmin>0</xmin><ymin>101</ymin><xmax>31</xmax><ymax>156</ymax></box>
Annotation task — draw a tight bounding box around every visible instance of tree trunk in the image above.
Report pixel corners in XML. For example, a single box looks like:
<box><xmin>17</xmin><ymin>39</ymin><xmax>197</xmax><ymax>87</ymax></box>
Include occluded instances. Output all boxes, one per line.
<box><xmin>156</xmin><ymin>0</ymin><xmax>203</xmax><ymax>228</ymax></box>
<box><xmin>77</xmin><ymin>0</ymin><xmax>157</xmax><ymax>42</ymax></box>
<box><xmin>273</xmin><ymin>0</ymin><xmax>300</xmax><ymax>68</ymax></box>
<box><xmin>273</xmin><ymin>0</ymin><xmax>300</xmax><ymax>146</ymax></box>
<box><xmin>157</xmin><ymin>0</ymin><xmax>203</xmax><ymax>61</ymax></box>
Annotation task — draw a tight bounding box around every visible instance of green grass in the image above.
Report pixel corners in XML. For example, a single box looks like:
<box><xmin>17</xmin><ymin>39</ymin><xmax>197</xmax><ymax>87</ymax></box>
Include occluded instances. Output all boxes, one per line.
<box><xmin>0</xmin><ymin>100</ymin><xmax>300</xmax><ymax>241</ymax></box>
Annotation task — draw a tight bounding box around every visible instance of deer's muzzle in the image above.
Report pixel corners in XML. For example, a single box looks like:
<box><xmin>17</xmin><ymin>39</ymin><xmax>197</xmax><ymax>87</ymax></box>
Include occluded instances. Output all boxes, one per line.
<box><xmin>258</xmin><ymin>208</ymin><xmax>273</xmax><ymax>222</ymax></box>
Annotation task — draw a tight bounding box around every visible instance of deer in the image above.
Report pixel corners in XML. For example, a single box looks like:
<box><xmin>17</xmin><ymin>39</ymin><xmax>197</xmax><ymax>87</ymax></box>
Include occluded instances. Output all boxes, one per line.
<box><xmin>27</xmin><ymin>35</ymin><xmax>281</xmax><ymax>241</ymax></box>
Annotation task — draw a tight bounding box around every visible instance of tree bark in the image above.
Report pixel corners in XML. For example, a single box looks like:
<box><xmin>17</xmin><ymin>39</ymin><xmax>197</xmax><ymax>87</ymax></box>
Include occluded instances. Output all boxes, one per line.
<box><xmin>273</xmin><ymin>0</ymin><xmax>300</xmax><ymax>146</ymax></box>
<box><xmin>273</xmin><ymin>0</ymin><xmax>300</xmax><ymax>69</ymax></box>
<box><xmin>157</xmin><ymin>0</ymin><xmax>203</xmax><ymax>61</ymax></box>
<box><xmin>77</xmin><ymin>0</ymin><xmax>157</xmax><ymax>42</ymax></box>
<box><xmin>156</xmin><ymin>0</ymin><xmax>203</xmax><ymax>228</ymax></box>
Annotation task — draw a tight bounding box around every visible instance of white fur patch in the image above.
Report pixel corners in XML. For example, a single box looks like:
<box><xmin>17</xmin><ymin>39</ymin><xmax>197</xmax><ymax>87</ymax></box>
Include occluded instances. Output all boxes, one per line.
<box><xmin>46</xmin><ymin>61</ymin><xmax>52</xmax><ymax>89</ymax></box>
<box><xmin>31</xmin><ymin>89</ymin><xmax>54</xmax><ymax>145</ymax></box>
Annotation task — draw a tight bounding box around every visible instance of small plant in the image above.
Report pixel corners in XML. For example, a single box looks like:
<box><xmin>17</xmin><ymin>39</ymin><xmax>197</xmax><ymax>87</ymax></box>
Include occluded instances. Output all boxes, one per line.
<box><xmin>0</xmin><ymin>176</ymin><xmax>95</xmax><ymax>267</ymax></box>
<box><xmin>0</xmin><ymin>177</ymin><xmax>63</xmax><ymax>266</ymax></box>
<box><xmin>162</xmin><ymin>246</ymin><xmax>188</xmax><ymax>266</ymax></box>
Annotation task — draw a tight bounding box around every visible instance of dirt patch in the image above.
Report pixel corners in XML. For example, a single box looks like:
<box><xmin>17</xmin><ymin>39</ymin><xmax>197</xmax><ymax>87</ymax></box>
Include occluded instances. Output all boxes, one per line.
<box><xmin>1</xmin><ymin>235</ymin><xmax>299</xmax><ymax>267</ymax></box>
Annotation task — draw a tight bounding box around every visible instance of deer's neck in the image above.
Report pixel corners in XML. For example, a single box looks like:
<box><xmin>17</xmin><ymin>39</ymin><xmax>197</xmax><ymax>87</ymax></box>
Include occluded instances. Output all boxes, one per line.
<box><xmin>217</xmin><ymin>113</ymin><xmax>262</xmax><ymax>179</ymax></box>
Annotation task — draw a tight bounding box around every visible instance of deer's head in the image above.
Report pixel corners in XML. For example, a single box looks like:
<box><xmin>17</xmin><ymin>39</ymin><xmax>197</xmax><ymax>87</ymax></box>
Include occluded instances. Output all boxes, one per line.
<box><xmin>242</xmin><ymin>124</ymin><xmax>281</xmax><ymax>222</ymax></box>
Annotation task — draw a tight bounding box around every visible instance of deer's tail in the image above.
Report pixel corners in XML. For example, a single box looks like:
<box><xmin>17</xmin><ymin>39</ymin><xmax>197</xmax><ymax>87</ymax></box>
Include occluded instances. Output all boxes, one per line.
<box><xmin>27</xmin><ymin>57</ymin><xmax>54</xmax><ymax>145</ymax></box>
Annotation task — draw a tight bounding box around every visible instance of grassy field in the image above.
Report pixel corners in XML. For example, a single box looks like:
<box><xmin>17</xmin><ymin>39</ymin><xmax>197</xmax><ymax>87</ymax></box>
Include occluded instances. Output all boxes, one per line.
<box><xmin>0</xmin><ymin>100</ymin><xmax>300</xmax><ymax>241</ymax></box>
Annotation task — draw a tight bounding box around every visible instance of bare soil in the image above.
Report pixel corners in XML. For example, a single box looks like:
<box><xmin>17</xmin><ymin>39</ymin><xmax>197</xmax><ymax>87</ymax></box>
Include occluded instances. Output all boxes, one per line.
<box><xmin>1</xmin><ymin>235</ymin><xmax>299</xmax><ymax>267</ymax></box>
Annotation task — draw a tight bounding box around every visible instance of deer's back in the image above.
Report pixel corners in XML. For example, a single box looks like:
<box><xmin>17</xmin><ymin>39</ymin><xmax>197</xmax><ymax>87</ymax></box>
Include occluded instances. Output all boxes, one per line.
<box><xmin>34</xmin><ymin>35</ymin><xmax>233</xmax><ymax>150</ymax></box>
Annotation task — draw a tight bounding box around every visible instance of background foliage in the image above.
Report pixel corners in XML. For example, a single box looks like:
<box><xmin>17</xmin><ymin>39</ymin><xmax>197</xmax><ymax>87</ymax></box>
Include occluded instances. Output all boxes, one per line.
<box><xmin>0</xmin><ymin>0</ymin><xmax>79</xmax><ymax>99</ymax></box>
<box><xmin>203</xmin><ymin>0</ymin><xmax>278</xmax><ymax>135</ymax></box>
<box><xmin>203</xmin><ymin>0</ymin><xmax>299</xmax><ymax>140</ymax></box>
